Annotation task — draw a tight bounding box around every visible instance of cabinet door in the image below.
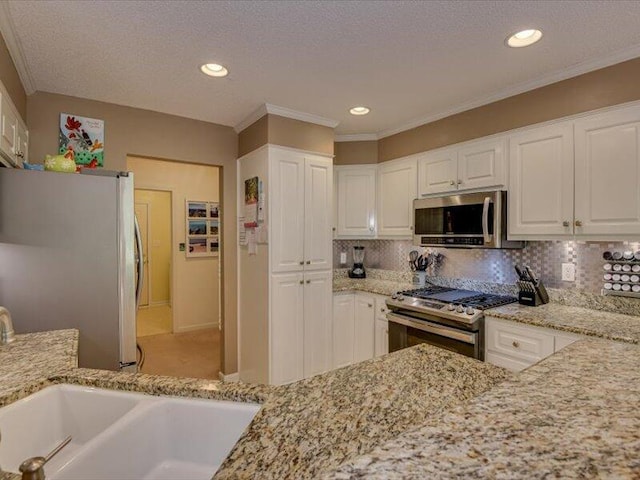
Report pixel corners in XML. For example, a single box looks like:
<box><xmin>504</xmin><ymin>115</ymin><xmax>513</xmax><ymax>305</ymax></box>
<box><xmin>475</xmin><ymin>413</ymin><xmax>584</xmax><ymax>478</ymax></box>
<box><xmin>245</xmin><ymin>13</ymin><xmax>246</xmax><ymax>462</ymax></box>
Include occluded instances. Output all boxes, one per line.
<box><xmin>508</xmin><ymin>122</ymin><xmax>574</xmax><ymax>236</ymax></box>
<box><xmin>574</xmin><ymin>106</ymin><xmax>640</xmax><ymax>236</ymax></box>
<box><xmin>332</xmin><ymin>294</ymin><xmax>355</xmax><ymax>369</ymax></box>
<box><xmin>0</xmin><ymin>97</ymin><xmax>17</xmax><ymax>163</ymax></box>
<box><xmin>458</xmin><ymin>137</ymin><xmax>506</xmax><ymax>191</ymax></box>
<box><xmin>15</xmin><ymin>121</ymin><xmax>28</xmax><ymax>167</ymax></box>
<box><xmin>303</xmin><ymin>271</ymin><xmax>332</xmax><ymax>378</ymax></box>
<box><xmin>418</xmin><ymin>147</ymin><xmax>457</xmax><ymax>196</ymax></box>
<box><xmin>270</xmin><ymin>273</ymin><xmax>304</xmax><ymax>385</ymax></box>
<box><xmin>304</xmin><ymin>155</ymin><xmax>332</xmax><ymax>270</ymax></box>
<box><xmin>374</xmin><ymin>319</ymin><xmax>389</xmax><ymax>357</ymax></box>
<box><xmin>336</xmin><ymin>166</ymin><xmax>377</xmax><ymax>237</ymax></box>
<box><xmin>377</xmin><ymin>157</ymin><xmax>417</xmax><ymax>237</ymax></box>
<box><xmin>353</xmin><ymin>294</ymin><xmax>375</xmax><ymax>362</ymax></box>
<box><xmin>270</xmin><ymin>149</ymin><xmax>305</xmax><ymax>272</ymax></box>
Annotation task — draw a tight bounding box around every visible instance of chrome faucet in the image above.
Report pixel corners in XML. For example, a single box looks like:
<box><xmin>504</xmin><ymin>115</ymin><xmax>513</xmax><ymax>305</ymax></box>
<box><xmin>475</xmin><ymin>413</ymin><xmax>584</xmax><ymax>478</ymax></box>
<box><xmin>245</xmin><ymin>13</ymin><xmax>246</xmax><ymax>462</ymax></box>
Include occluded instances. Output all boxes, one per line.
<box><xmin>0</xmin><ymin>306</ymin><xmax>15</xmax><ymax>344</ymax></box>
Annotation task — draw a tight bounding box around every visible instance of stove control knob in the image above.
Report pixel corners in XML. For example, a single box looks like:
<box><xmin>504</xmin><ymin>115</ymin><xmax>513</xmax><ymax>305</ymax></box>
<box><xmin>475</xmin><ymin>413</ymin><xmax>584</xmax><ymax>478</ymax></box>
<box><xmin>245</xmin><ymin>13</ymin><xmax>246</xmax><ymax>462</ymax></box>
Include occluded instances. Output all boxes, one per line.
<box><xmin>465</xmin><ymin>307</ymin><xmax>475</xmax><ymax>315</ymax></box>
<box><xmin>447</xmin><ymin>303</ymin><xmax>456</xmax><ymax>311</ymax></box>
<box><xmin>456</xmin><ymin>305</ymin><xmax>464</xmax><ymax>313</ymax></box>
<box><xmin>397</xmin><ymin>296</ymin><xmax>405</xmax><ymax>302</ymax></box>
<box><xmin>391</xmin><ymin>294</ymin><xmax>397</xmax><ymax>300</ymax></box>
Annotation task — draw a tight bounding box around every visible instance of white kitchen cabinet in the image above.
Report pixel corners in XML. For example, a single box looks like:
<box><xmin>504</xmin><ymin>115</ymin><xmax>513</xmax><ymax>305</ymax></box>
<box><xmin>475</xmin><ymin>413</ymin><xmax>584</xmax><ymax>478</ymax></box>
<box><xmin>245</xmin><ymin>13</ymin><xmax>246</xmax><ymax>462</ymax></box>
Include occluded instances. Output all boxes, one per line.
<box><xmin>270</xmin><ymin>272</ymin><xmax>305</xmax><ymax>385</ymax></box>
<box><xmin>332</xmin><ymin>293</ymin><xmax>355</xmax><ymax>369</ymax></box>
<box><xmin>374</xmin><ymin>295</ymin><xmax>389</xmax><ymax>357</ymax></box>
<box><xmin>336</xmin><ymin>166</ymin><xmax>377</xmax><ymax>237</ymax></box>
<box><xmin>303</xmin><ymin>270</ymin><xmax>333</xmax><ymax>378</ymax></box>
<box><xmin>270</xmin><ymin>149</ymin><xmax>332</xmax><ymax>272</ymax></box>
<box><xmin>15</xmin><ymin>121</ymin><xmax>28</xmax><ymax>168</ymax></box>
<box><xmin>354</xmin><ymin>294</ymin><xmax>375</xmax><ymax>362</ymax></box>
<box><xmin>377</xmin><ymin>157</ymin><xmax>417</xmax><ymax>237</ymax></box>
<box><xmin>485</xmin><ymin>316</ymin><xmax>581</xmax><ymax>372</ymax></box>
<box><xmin>418</xmin><ymin>137</ymin><xmax>506</xmax><ymax>196</ymax></box>
<box><xmin>574</xmin><ymin>105</ymin><xmax>640</xmax><ymax>236</ymax></box>
<box><xmin>508</xmin><ymin>122</ymin><xmax>575</xmax><ymax>237</ymax></box>
<box><xmin>0</xmin><ymin>85</ymin><xmax>27</xmax><ymax>168</ymax></box>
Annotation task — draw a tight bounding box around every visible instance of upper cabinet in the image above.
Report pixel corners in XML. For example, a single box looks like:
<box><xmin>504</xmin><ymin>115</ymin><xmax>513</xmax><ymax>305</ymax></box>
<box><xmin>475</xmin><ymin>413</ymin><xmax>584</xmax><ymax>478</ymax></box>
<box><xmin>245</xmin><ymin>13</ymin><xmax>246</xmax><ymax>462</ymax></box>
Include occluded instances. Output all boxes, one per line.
<box><xmin>0</xmin><ymin>86</ymin><xmax>28</xmax><ymax>168</ymax></box>
<box><xmin>509</xmin><ymin>103</ymin><xmax>640</xmax><ymax>240</ymax></box>
<box><xmin>508</xmin><ymin>122</ymin><xmax>574</xmax><ymax>237</ymax></box>
<box><xmin>418</xmin><ymin>137</ymin><xmax>506</xmax><ymax>196</ymax></box>
<box><xmin>574</xmin><ymin>106</ymin><xmax>640</xmax><ymax>236</ymax></box>
<box><xmin>335</xmin><ymin>166</ymin><xmax>377</xmax><ymax>237</ymax></box>
<box><xmin>377</xmin><ymin>157</ymin><xmax>417</xmax><ymax>237</ymax></box>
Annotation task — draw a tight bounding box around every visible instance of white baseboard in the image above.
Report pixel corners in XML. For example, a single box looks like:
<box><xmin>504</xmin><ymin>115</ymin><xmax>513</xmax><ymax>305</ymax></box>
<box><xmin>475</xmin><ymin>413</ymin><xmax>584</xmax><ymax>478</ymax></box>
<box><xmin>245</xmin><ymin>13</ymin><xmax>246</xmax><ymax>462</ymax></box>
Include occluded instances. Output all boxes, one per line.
<box><xmin>218</xmin><ymin>371</ymin><xmax>239</xmax><ymax>382</ymax></box>
<box><xmin>173</xmin><ymin>322</ymin><xmax>216</xmax><ymax>333</ymax></box>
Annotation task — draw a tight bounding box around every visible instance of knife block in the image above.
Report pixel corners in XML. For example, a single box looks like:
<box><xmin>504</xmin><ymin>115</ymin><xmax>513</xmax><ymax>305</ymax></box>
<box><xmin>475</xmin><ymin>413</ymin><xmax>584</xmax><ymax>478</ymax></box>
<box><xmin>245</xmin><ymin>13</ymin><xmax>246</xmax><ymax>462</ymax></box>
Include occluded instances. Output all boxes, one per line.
<box><xmin>517</xmin><ymin>280</ymin><xmax>549</xmax><ymax>306</ymax></box>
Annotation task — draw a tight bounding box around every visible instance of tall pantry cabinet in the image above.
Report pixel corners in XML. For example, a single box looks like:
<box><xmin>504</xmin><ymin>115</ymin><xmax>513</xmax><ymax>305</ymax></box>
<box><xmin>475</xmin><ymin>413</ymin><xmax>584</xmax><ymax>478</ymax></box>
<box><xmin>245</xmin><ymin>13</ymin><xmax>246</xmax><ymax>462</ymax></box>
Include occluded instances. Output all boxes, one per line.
<box><xmin>238</xmin><ymin>145</ymin><xmax>333</xmax><ymax>385</ymax></box>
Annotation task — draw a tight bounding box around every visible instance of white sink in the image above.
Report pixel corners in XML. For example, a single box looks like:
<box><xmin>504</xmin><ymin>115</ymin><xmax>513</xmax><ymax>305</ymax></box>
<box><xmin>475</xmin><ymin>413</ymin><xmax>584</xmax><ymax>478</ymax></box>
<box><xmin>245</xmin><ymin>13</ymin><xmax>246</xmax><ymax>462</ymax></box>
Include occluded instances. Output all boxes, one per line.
<box><xmin>0</xmin><ymin>385</ymin><xmax>260</xmax><ymax>480</ymax></box>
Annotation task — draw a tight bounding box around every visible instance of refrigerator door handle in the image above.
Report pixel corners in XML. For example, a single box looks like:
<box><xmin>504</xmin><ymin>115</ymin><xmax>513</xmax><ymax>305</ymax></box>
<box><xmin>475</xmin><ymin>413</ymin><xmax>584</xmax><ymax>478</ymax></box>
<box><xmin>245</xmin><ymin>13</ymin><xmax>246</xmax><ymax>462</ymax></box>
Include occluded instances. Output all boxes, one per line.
<box><xmin>134</xmin><ymin>214</ymin><xmax>144</xmax><ymax>309</ymax></box>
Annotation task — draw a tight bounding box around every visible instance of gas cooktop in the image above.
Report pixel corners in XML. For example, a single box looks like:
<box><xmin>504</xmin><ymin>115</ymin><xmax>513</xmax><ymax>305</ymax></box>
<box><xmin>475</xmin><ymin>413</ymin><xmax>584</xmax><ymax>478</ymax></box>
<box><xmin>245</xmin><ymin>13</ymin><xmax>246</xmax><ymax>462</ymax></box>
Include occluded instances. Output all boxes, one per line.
<box><xmin>398</xmin><ymin>286</ymin><xmax>517</xmax><ymax>310</ymax></box>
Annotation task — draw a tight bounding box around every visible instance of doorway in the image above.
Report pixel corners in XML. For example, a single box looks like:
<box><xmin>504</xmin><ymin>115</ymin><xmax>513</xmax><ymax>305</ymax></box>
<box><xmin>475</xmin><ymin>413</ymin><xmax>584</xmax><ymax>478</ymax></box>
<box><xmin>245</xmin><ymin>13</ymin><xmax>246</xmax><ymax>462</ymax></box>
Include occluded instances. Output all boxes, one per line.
<box><xmin>128</xmin><ymin>156</ymin><xmax>222</xmax><ymax>380</ymax></box>
<box><xmin>135</xmin><ymin>189</ymin><xmax>172</xmax><ymax>337</ymax></box>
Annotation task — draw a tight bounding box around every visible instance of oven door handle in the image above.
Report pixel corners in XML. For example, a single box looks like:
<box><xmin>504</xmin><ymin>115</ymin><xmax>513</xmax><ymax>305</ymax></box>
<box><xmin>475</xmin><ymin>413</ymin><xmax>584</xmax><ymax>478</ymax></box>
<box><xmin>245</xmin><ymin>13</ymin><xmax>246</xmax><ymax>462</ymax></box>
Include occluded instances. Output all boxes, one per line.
<box><xmin>482</xmin><ymin>196</ymin><xmax>492</xmax><ymax>244</ymax></box>
<box><xmin>387</xmin><ymin>313</ymin><xmax>476</xmax><ymax>345</ymax></box>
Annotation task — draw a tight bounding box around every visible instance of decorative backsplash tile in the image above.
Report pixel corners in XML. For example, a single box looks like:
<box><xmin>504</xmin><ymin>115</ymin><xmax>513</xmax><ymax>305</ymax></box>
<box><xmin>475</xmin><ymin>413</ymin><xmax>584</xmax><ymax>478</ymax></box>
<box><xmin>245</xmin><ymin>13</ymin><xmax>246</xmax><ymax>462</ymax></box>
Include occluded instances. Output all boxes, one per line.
<box><xmin>333</xmin><ymin>239</ymin><xmax>640</xmax><ymax>295</ymax></box>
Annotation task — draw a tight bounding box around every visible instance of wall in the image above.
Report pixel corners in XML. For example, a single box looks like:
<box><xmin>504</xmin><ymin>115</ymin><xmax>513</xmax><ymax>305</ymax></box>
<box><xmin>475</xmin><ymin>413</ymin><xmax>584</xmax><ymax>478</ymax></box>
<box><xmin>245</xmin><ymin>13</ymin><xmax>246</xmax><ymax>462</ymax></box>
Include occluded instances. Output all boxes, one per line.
<box><xmin>334</xmin><ymin>140</ymin><xmax>377</xmax><ymax>165</ymax></box>
<box><xmin>129</xmin><ymin>157</ymin><xmax>219</xmax><ymax>331</ymax></box>
<box><xmin>238</xmin><ymin>114</ymin><xmax>334</xmax><ymax>157</ymax></box>
<box><xmin>334</xmin><ymin>239</ymin><xmax>640</xmax><ymax>294</ymax></box>
<box><xmin>0</xmin><ymin>31</ymin><xmax>26</xmax><ymax>120</ymax></box>
<box><xmin>134</xmin><ymin>189</ymin><xmax>172</xmax><ymax>305</ymax></box>
<box><xmin>378</xmin><ymin>57</ymin><xmax>640</xmax><ymax>162</ymax></box>
<box><xmin>26</xmin><ymin>92</ymin><xmax>239</xmax><ymax>373</ymax></box>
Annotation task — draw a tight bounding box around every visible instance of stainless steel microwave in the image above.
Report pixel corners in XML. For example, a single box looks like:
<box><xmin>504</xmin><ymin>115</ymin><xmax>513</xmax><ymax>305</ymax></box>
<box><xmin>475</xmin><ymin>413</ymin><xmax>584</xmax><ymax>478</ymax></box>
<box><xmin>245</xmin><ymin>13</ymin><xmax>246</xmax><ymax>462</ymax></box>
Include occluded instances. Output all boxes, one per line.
<box><xmin>413</xmin><ymin>190</ymin><xmax>524</xmax><ymax>248</ymax></box>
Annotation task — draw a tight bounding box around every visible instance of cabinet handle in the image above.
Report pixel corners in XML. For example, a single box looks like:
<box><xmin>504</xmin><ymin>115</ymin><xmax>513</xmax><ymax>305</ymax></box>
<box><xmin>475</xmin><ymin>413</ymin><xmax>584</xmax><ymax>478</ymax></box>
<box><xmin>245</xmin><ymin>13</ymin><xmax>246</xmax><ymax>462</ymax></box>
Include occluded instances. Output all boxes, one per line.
<box><xmin>306</xmin><ymin>260</ymin><xmax>311</xmax><ymax>265</ymax></box>
<box><xmin>562</xmin><ymin>221</ymin><xmax>570</xmax><ymax>227</ymax></box>
<box><xmin>368</xmin><ymin>303</ymin><xmax>373</xmax><ymax>308</ymax></box>
<box><xmin>332</xmin><ymin>227</ymin><xmax>336</xmax><ymax>231</ymax></box>
<box><xmin>380</xmin><ymin>307</ymin><xmax>385</xmax><ymax>312</ymax></box>
<box><xmin>299</xmin><ymin>280</ymin><xmax>304</xmax><ymax>285</ymax></box>
<box><xmin>457</xmin><ymin>179</ymin><xmax>462</xmax><ymax>185</ymax></box>
<box><xmin>575</xmin><ymin>220</ymin><xmax>583</xmax><ymax>227</ymax></box>
<box><xmin>449</xmin><ymin>180</ymin><xmax>455</xmax><ymax>186</ymax></box>
<box><xmin>299</xmin><ymin>261</ymin><xmax>304</xmax><ymax>265</ymax></box>
<box><xmin>306</xmin><ymin>280</ymin><xmax>310</xmax><ymax>284</ymax></box>
<box><xmin>512</xmin><ymin>341</ymin><xmax>520</xmax><ymax>348</ymax></box>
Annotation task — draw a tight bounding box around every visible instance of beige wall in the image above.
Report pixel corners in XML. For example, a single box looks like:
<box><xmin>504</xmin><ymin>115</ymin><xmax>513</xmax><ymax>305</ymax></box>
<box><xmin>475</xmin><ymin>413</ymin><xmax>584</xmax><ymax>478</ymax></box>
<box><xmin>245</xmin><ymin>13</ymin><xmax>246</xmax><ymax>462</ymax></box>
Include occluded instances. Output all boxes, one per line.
<box><xmin>135</xmin><ymin>189</ymin><xmax>172</xmax><ymax>305</ymax></box>
<box><xmin>379</xmin><ymin>57</ymin><xmax>640</xmax><ymax>162</ymax></box>
<box><xmin>238</xmin><ymin>114</ymin><xmax>334</xmax><ymax>157</ymax></box>
<box><xmin>129</xmin><ymin>158</ymin><xmax>220</xmax><ymax>333</ymax></box>
<box><xmin>334</xmin><ymin>140</ymin><xmax>378</xmax><ymax>165</ymax></box>
<box><xmin>27</xmin><ymin>91</ymin><xmax>239</xmax><ymax>373</ymax></box>
<box><xmin>0</xmin><ymin>31</ymin><xmax>26</xmax><ymax>120</ymax></box>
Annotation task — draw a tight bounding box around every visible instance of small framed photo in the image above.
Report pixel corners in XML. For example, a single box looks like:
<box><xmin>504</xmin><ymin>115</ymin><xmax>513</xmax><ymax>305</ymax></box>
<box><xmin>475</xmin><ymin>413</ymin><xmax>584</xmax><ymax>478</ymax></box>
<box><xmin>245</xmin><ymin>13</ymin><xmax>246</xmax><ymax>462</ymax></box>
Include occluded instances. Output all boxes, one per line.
<box><xmin>209</xmin><ymin>220</ymin><xmax>219</xmax><ymax>235</ymax></box>
<box><xmin>209</xmin><ymin>203</ymin><xmax>219</xmax><ymax>218</ymax></box>
<box><xmin>188</xmin><ymin>220</ymin><xmax>207</xmax><ymax>235</ymax></box>
<box><xmin>188</xmin><ymin>237</ymin><xmax>207</xmax><ymax>254</ymax></box>
<box><xmin>187</xmin><ymin>202</ymin><xmax>207</xmax><ymax>218</ymax></box>
<box><xmin>209</xmin><ymin>238</ymin><xmax>219</xmax><ymax>253</ymax></box>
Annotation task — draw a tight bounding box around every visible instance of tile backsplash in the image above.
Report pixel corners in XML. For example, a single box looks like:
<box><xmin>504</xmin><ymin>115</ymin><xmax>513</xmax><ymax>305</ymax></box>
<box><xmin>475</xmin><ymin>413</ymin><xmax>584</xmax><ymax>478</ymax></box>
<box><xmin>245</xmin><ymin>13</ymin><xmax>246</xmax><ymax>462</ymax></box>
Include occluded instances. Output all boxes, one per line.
<box><xmin>333</xmin><ymin>239</ymin><xmax>640</xmax><ymax>294</ymax></box>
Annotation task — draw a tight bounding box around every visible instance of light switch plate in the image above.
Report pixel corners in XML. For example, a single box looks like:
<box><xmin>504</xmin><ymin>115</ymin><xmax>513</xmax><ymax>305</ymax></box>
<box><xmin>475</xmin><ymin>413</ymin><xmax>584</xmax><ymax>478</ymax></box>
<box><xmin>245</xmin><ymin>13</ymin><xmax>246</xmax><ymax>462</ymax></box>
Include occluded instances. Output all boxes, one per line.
<box><xmin>340</xmin><ymin>252</ymin><xmax>347</xmax><ymax>264</ymax></box>
<box><xmin>562</xmin><ymin>263</ymin><xmax>576</xmax><ymax>282</ymax></box>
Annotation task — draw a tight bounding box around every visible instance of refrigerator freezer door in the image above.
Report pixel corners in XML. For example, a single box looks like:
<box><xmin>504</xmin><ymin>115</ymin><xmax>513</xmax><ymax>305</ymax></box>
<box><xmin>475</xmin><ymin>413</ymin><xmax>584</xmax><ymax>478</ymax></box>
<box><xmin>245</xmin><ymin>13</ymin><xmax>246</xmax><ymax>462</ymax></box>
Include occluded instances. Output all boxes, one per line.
<box><xmin>0</xmin><ymin>168</ymin><xmax>135</xmax><ymax>370</ymax></box>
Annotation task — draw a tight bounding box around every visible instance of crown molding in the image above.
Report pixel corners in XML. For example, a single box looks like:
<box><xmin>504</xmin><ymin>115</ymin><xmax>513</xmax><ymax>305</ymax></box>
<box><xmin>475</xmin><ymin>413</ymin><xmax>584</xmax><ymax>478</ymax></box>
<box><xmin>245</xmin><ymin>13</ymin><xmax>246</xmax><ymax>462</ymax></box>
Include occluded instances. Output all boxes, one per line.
<box><xmin>233</xmin><ymin>104</ymin><xmax>268</xmax><ymax>133</ymax></box>
<box><xmin>334</xmin><ymin>133</ymin><xmax>378</xmax><ymax>142</ymax></box>
<box><xmin>0</xmin><ymin>3</ymin><xmax>36</xmax><ymax>95</ymax></box>
<box><xmin>264</xmin><ymin>103</ymin><xmax>339</xmax><ymax>128</ymax></box>
<box><xmin>377</xmin><ymin>42</ymin><xmax>640</xmax><ymax>139</ymax></box>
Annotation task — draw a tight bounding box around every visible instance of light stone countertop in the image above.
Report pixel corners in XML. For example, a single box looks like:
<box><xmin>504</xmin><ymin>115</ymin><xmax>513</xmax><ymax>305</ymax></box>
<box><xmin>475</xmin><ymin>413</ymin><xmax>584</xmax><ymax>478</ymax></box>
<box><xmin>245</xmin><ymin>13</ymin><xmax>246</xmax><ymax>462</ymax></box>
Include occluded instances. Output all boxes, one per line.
<box><xmin>327</xmin><ymin>337</ymin><xmax>640</xmax><ymax>479</ymax></box>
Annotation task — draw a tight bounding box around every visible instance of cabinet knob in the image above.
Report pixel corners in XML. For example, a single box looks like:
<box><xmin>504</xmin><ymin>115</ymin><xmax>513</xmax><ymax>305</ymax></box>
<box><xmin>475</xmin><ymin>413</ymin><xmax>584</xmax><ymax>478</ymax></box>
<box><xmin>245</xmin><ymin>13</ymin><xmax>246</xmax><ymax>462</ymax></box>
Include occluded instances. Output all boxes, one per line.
<box><xmin>512</xmin><ymin>341</ymin><xmax>520</xmax><ymax>348</ymax></box>
<box><xmin>332</xmin><ymin>227</ymin><xmax>336</xmax><ymax>231</ymax></box>
<box><xmin>306</xmin><ymin>260</ymin><xmax>311</xmax><ymax>265</ymax></box>
<box><xmin>368</xmin><ymin>303</ymin><xmax>373</xmax><ymax>308</ymax></box>
<box><xmin>306</xmin><ymin>280</ymin><xmax>310</xmax><ymax>284</ymax></box>
<box><xmin>380</xmin><ymin>307</ymin><xmax>385</xmax><ymax>312</ymax></box>
<box><xmin>299</xmin><ymin>280</ymin><xmax>304</xmax><ymax>285</ymax></box>
<box><xmin>562</xmin><ymin>221</ymin><xmax>570</xmax><ymax>227</ymax></box>
<box><xmin>575</xmin><ymin>220</ymin><xmax>583</xmax><ymax>227</ymax></box>
<box><xmin>449</xmin><ymin>180</ymin><xmax>455</xmax><ymax>186</ymax></box>
<box><xmin>299</xmin><ymin>261</ymin><xmax>304</xmax><ymax>265</ymax></box>
<box><xmin>457</xmin><ymin>179</ymin><xmax>462</xmax><ymax>185</ymax></box>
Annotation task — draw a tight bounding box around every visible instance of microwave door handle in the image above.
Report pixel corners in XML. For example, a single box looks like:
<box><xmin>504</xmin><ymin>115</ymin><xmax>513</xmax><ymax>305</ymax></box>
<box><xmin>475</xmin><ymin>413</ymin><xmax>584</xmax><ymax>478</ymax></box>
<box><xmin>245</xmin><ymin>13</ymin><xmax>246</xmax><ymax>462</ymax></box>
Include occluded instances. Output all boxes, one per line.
<box><xmin>482</xmin><ymin>196</ymin><xmax>491</xmax><ymax>244</ymax></box>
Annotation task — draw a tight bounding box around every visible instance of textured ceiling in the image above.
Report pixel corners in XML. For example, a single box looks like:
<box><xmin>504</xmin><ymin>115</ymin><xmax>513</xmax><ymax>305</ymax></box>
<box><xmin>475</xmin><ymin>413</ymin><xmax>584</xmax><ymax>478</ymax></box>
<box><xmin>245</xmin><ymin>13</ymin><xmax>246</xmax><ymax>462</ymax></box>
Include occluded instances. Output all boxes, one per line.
<box><xmin>5</xmin><ymin>0</ymin><xmax>640</xmax><ymax>136</ymax></box>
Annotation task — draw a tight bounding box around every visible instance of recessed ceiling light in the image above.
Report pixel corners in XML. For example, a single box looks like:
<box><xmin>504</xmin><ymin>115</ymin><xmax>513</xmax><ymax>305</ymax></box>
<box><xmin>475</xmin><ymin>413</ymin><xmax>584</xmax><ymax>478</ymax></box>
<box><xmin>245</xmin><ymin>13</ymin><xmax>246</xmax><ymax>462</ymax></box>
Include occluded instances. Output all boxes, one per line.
<box><xmin>350</xmin><ymin>106</ymin><xmax>370</xmax><ymax>116</ymax></box>
<box><xmin>506</xmin><ymin>29</ymin><xmax>543</xmax><ymax>48</ymax></box>
<box><xmin>200</xmin><ymin>63</ymin><xmax>229</xmax><ymax>77</ymax></box>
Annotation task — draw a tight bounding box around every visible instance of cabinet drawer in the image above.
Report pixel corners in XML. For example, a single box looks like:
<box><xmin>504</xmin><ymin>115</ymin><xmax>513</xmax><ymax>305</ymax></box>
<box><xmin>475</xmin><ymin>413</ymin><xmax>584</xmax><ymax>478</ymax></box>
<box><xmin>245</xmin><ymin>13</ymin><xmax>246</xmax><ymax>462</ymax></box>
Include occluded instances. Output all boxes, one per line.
<box><xmin>485</xmin><ymin>351</ymin><xmax>532</xmax><ymax>372</ymax></box>
<box><xmin>486</xmin><ymin>318</ymin><xmax>554</xmax><ymax>363</ymax></box>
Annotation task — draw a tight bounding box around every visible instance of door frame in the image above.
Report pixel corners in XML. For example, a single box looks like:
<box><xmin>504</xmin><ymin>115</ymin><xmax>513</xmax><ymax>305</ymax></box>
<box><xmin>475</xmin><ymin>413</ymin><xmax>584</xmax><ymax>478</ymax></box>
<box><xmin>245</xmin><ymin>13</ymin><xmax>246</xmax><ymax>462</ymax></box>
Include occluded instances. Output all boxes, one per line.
<box><xmin>134</xmin><ymin>200</ymin><xmax>151</xmax><ymax>308</ymax></box>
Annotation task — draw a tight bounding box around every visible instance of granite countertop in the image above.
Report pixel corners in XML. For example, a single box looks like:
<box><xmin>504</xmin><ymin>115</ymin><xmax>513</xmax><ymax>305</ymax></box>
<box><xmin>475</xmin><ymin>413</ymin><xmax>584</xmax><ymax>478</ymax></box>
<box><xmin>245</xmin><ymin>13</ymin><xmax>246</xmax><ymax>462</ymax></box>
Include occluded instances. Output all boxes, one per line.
<box><xmin>333</xmin><ymin>276</ymin><xmax>414</xmax><ymax>297</ymax></box>
<box><xmin>214</xmin><ymin>345</ymin><xmax>509</xmax><ymax>479</ymax></box>
<box><xmin>327</xmin><ymin>337</ymin><xmax>640</xmax><ymax>479</ymax></box>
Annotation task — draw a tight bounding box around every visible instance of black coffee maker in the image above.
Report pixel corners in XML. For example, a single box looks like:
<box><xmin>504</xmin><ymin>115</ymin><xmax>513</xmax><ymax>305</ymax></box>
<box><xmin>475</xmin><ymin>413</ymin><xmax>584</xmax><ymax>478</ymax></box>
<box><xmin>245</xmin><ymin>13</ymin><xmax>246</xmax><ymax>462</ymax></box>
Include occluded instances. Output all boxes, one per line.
<box><xmin>348</xmin><ymin>246</ymin><xmax>366</xmax><ymax>278</ymax></box>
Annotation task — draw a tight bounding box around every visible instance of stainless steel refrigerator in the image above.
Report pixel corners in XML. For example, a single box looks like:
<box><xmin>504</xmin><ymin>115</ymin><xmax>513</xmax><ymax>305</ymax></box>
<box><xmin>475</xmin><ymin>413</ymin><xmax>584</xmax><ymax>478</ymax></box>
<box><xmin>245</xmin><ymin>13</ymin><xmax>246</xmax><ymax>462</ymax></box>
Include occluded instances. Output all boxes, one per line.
<box><xmin>0</xmin><ymin>167</ymin><xmax>141</xmax><ymax>371</ymax></box>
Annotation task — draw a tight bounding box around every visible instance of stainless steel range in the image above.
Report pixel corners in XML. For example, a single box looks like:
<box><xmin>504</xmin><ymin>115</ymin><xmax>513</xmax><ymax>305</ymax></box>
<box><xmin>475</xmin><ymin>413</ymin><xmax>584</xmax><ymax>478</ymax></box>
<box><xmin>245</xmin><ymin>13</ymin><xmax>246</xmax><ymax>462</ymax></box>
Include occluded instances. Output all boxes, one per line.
<box><xmin>386</xmin><ymin>286</ymin><xmax>517</xmax><ymax>360</ymax></box>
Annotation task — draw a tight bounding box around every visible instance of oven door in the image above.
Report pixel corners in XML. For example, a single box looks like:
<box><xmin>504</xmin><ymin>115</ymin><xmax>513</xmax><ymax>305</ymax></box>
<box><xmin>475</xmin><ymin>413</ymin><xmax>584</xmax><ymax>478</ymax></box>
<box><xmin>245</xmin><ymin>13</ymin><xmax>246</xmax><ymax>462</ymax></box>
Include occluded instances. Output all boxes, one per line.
<box><xmin>388</xmin><ymin>313</ymin><xmax>482</xmax><ymax>360</ymax></box>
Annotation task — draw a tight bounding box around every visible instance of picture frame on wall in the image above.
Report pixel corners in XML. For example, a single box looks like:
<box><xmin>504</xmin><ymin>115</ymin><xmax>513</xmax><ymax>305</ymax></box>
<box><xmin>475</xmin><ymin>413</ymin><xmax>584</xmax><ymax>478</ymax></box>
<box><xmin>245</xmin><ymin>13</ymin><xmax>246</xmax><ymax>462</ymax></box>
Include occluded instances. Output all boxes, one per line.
<box><xmin>185</xmin><ymin>200</ymin><xmax>221</xmax><ymax>257</ymax></box>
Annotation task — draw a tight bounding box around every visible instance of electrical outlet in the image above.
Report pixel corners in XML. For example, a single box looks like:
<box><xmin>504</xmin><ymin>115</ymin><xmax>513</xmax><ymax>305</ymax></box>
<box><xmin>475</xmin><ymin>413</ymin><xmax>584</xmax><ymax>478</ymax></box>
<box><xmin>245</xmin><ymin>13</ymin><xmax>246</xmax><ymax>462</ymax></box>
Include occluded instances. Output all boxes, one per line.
<box><xmin>340</xmin><ymin>252</ymin><xmax>347</xmax><ymax>264</ymax></box>
<box><xmin>562</xmin><ymin>263</ymin><xmax>576</xmax><ymax>282</ymax></box>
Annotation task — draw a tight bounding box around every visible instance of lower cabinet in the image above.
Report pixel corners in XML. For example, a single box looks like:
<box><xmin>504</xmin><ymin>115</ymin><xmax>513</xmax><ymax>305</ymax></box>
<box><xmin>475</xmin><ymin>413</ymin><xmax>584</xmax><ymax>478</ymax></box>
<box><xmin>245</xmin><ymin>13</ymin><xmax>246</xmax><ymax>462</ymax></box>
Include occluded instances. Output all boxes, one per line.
<box><xmin>485</xmin><ymin>316</ymin><xmax>581</xmax><ymax>372</ymax></box>
<box><xmin>354</xmin><ymin>294</ymin><xmax>375</xmax><ymax>362</ymax></box>
<box><xmin>270</xmin><ymin>270</ymin><xmax>332</xmax><ymax>385</ymax></box>
<box><xmin>332</xmin><ymin>293</ymin><xmax>355</xmax><ymax>369</ymax></box>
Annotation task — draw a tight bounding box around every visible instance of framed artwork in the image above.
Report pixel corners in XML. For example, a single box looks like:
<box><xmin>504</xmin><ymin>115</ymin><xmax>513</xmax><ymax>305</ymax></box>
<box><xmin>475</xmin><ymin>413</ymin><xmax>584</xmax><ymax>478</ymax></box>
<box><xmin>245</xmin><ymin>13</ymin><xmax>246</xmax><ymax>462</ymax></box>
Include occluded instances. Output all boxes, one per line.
<box><xmin>186</xmin><ymin>200</ymin><xmax>220</xmax><ymax>257</ymax></box>
<box><xmin>59</xmin><ymin>114</ymin><xmax>105</xmax><ymax>166</ymax></box>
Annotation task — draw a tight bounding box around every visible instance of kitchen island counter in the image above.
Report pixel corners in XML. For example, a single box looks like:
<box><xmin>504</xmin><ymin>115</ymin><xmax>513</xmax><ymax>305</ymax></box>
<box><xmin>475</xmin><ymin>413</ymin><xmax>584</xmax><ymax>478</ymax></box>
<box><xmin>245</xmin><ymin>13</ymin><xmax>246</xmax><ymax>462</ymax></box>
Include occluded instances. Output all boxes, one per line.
<box><xmin>328</xmin><ymin>337</ymin><xmax>640</xmax><ymax>479</ymax></box>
